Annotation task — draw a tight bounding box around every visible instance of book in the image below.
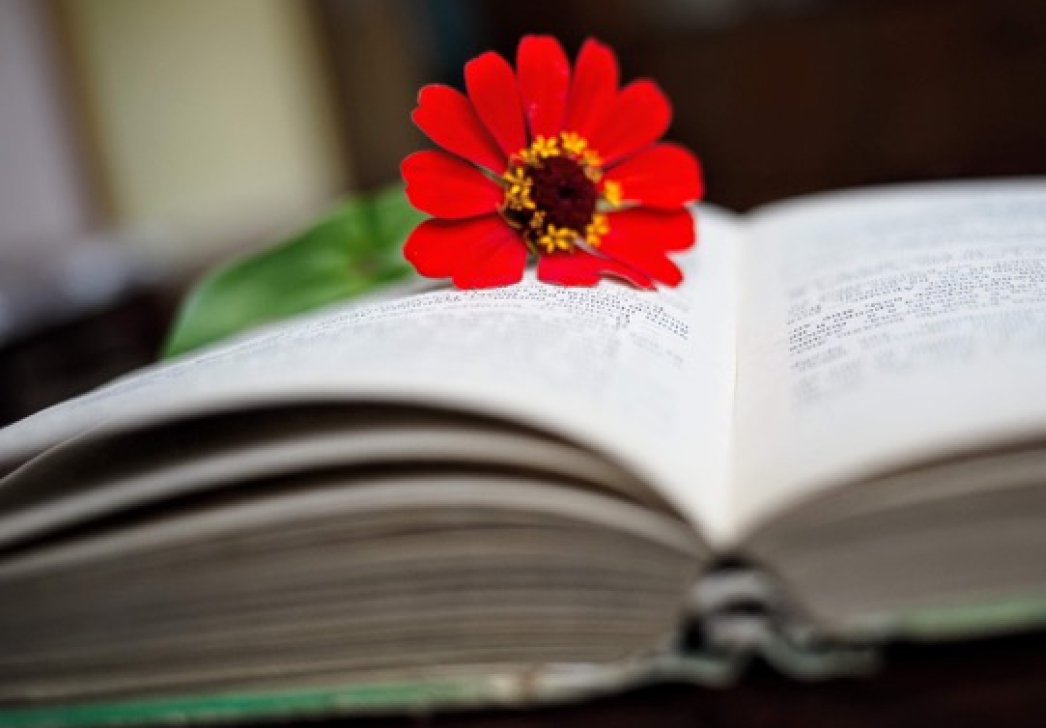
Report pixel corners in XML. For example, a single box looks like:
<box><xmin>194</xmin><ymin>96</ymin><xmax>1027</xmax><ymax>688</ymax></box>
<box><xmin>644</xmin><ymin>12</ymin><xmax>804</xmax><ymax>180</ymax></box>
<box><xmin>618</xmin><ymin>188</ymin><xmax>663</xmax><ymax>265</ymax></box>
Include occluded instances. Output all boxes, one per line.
<box><xmin>2</xmin><ymin>179</ymin><xmax>1045</xmax><ymax>726</ymax></box>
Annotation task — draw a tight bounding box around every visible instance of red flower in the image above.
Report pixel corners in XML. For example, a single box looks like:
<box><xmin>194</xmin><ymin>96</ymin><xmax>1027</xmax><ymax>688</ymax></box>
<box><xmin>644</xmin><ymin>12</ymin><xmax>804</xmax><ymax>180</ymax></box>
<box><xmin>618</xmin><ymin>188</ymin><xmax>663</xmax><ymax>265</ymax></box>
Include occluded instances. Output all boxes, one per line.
<box><xmin>402</xmin><ymin>36</ymin><xmax>704</xmax><ymax>289</ymax></box>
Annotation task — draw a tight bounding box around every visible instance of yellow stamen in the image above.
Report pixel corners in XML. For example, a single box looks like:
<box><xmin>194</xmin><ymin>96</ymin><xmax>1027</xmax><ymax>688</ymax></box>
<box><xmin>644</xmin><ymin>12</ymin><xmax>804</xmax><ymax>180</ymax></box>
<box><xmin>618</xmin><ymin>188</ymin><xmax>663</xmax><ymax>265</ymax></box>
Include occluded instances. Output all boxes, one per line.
<box><xmin>534</xmin><ymin>135</ymin><xmax>560</xmax><ymax>157</ymax></box>
<box><xmin>538</xmin><ymin>225</ymin><xmax>579</xmax><ymax>254</ymax></box>
<box><xmin>519</xmin><ymin>135</ymin><xmax>561</xmax><ymax>165</ymax></box>
<box><xmin>582</xmin><ymin>148</ymin><xmax>602</xmax><ymax>169</ymax></box>
<box><xmin>585</xmin><ymin>214</ymin><xmax>610</xmax><ymax>247</ymax></box>
<box><xmin>528</xmin><ymin>210</ymin><xmax>546</xmax><ymax>231</ymax></box>
<box><xmin>602</xmin><ymin>180</ymin><xmax>623</xmax><ymax>207</ymax></box>
<box><xmin>560</xmin><ymin>132</ymin><xmax>588</xmax><ymax>157</ymax></box>
<box><xmin>502</xmin><ymin>167</ymin><xmax>535</xmax><ymax>210</ymax></box>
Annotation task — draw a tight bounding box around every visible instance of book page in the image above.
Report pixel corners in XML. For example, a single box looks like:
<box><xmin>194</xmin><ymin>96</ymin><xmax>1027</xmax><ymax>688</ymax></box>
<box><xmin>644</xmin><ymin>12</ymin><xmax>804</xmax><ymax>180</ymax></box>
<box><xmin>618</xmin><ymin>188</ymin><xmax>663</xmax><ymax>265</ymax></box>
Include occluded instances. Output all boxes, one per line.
<box><xmin>0</xmin><ymin>207</ymin><xmax>741</xmax><ymax>537</ymax></box>
<box><xmin>731</xmin><ymin>181</ymin><xmax>1046</xmax><ymax>537</ymax></box>
<box><xmin>0</xmin><ymin>410</ymin><xmax>660</xmax><ymax>551</ymax></box>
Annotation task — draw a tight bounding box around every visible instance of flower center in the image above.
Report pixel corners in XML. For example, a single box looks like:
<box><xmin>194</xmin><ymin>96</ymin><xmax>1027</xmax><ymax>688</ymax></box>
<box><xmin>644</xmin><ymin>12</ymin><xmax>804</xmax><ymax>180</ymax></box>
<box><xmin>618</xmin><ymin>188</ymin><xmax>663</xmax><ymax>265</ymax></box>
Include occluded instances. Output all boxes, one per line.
<box><xmin>529</xmin><ymin>156</ymin><xmax>597</xmax><ymax>232</ymax></box>
<box><xmin>499</xmin><ymin>132</ymin><xmax>619</xmax><ymax>254</ymax></box>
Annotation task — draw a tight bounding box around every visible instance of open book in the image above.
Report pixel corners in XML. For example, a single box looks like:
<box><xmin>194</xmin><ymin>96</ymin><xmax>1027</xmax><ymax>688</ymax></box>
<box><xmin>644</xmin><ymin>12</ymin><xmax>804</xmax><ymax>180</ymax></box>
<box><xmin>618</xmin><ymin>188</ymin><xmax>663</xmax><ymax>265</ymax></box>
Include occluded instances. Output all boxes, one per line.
<box><xmin>2</xmin><ymin>180</ymin><xmax>1046</xmax><ymax>724</ymax></box>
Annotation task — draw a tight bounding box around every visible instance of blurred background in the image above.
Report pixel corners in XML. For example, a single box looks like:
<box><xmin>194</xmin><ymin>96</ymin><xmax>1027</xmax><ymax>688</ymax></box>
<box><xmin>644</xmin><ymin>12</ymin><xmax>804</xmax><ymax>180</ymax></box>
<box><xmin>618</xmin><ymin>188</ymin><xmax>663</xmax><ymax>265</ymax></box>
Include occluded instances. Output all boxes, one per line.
<box><xmin>1</xmin><ymin>0</ymin><xmax>1044</xmax><ymax>425</ymax></box>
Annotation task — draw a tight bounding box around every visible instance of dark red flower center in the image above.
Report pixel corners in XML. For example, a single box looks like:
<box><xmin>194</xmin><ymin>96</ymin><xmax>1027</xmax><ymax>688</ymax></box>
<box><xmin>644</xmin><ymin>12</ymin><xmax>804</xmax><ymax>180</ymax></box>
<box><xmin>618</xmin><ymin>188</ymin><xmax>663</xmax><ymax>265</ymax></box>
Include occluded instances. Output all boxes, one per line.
<box><xmin>528</xmin><ymin>156</ymin><xmax>598</xmax><ymax>232</ymax></box>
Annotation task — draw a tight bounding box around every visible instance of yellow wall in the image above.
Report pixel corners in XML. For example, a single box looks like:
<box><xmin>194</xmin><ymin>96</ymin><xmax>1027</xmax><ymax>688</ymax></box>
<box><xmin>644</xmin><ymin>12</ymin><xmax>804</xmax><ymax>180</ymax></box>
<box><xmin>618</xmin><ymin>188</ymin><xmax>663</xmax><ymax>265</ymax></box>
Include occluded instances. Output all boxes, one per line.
<box><xmin>61</xmin><ymin>0</ymin><xmax>347</xmax><ymax>267</ymax></box>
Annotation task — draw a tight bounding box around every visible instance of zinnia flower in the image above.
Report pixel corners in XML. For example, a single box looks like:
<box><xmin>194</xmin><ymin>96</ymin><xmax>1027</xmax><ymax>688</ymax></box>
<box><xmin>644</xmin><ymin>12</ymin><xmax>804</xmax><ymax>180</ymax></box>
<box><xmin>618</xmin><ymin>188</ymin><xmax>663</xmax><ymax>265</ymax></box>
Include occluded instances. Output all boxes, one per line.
<box><xmin>402</xmin><ymin>36</ymin><xmax>704</xmax><ymax>289</ymax></box>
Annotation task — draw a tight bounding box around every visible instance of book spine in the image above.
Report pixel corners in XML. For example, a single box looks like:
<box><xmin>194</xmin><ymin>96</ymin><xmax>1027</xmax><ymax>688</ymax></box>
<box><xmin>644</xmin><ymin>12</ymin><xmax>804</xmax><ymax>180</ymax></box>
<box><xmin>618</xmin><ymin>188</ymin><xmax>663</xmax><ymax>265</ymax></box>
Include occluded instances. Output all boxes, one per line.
<box><xmin>684</xmin><ymin>566</ymin><xmax>881</xmax><ymax>679</ymax></box>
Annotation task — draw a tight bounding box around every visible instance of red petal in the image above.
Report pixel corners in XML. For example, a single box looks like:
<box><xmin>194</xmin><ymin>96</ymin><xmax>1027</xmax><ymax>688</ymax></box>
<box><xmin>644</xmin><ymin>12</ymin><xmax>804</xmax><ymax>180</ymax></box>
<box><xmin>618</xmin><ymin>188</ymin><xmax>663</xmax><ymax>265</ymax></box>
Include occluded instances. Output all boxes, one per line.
<box><xmin>537</xmin><ymin>249</ymin><xmax>653</xmax><ymax>289</ymax></box>
<box><xmin>517</xmin><ymin>36</ymin><xmax>570</xmax><ymax>139</ymax></box>
<box><xmin>466</xmin><ymin>52</ymin><xmax>528</xmax><ymax>158</ymax></box>
<box><xmin>605</xmin><ymin>143</ymin><xmax>704</xmax><ymax>209</ymax></box>
<box><xmin>563</xmin><ymin>39</ymin><xmax>619</xmax><ymax>139</ymax></box>
<box><xmin>597</xmin><ymin>208</ymin><xmax>696</xmax><ymax>286</ymax></box>
<box><xmin>412</xmin><ymin>84</ymin><xmax>506</xmax><ymax>174</ymax></box>
<box><xmin>588</xmin><ymin>80</ymin><xmax>672</xmax><ymax>166</ymax></box>
<box><xmin>404</xmin><ymin>216</ymin><xmax>527</xmax><ymax>289</ymax></box>
<box><xmin>402</xmin><ymin>151</ymin><xmax>503</xmax><ymax>219</ymax></box>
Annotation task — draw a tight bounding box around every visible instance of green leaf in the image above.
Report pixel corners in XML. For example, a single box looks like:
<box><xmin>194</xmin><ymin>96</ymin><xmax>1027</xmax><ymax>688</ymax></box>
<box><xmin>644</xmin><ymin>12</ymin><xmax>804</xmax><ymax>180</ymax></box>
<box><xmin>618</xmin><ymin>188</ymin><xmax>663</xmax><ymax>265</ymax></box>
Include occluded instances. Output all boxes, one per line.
<box><xmin>162</xmin><ymin>185</ymin><xmax>424</xmax><ymax>359</ymax></box>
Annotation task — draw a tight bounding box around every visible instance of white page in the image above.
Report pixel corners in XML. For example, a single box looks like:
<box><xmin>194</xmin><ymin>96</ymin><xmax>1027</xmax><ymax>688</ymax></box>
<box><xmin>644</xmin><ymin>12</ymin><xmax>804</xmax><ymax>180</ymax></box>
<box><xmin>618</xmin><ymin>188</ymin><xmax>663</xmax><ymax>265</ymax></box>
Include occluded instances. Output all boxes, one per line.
<box><xmin>731</xmin><ymin>180</ymin><xmax>1046</xmax><ymax>537</ymax></box>
<box><xmin>0</xmin><ymin>206</ymin><xmax>741</xmax><ymax>538</ymax></box>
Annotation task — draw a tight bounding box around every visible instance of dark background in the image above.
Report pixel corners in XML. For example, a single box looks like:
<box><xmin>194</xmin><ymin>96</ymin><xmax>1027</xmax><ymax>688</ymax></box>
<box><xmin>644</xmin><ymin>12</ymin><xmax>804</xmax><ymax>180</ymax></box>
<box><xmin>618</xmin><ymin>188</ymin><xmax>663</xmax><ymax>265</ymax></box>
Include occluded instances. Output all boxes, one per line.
<box><xmin>319</xmin><ymin>0</ymin><xmax>1046</xmax><ymax>209</ymax></box>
